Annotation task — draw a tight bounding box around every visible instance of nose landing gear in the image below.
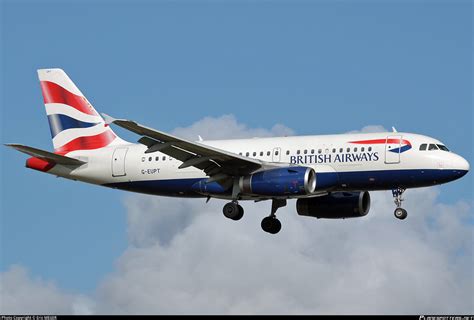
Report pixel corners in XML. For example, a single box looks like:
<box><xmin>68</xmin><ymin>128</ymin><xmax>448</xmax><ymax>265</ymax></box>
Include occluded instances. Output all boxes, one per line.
<box><xmin>392</xmin><ymin>188</ymin><xmax>408</xmax><ymax>220</ymax></box>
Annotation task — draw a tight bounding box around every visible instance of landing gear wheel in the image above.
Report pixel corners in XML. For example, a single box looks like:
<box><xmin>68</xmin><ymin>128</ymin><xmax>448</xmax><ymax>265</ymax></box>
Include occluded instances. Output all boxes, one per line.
<box><xmin>392</xmin><ymin>188</ymin><xmax>407</xmax><ymax>220</ymax></box>
<box><xmin>261</xmin><ymin>216</ymin><xmax>282</xmax><ymax>234</ymax></box>
<box><xmin>234</xmin><ymin>205</ymin><xmax>244</xmax><ymax>221</ymax></box>
<box><xmin>394</xmin><ymin>208</ymin><xmax>407</xmax><ymax>220</ymax></box>
<box><xmin>223</xmin><ymin>202</ymin><xmax>244</xmax><ymax>220</ymax></box>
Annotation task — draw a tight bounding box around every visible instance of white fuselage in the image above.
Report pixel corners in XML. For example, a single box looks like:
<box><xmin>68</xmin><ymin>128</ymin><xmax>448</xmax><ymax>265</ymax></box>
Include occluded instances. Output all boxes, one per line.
<box><xmin>46</xmin><ymin>131</ymin><xmax>469</xmax><ymax>199</ymax></box>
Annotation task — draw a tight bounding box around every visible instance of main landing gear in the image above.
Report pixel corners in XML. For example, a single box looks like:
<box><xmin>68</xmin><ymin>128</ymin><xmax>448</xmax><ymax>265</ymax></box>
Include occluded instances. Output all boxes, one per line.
<box><xmin>261</xmin><ymin>199</ymin><xmax>286</xmax><ymax>234</ymax></box>
<box><xmin>222</xmin><ymin>201</ymin><xmax>244</xmax><ymax>221</ymax></box>
<box><xmin>392</xmin><ymin>188</ymin><xmax>408</xmax><ymax>220</ymax></box>
<box><xmin>221</xmin><ymin>198</ymin><xmax>287</xmax><ymax>234</ymax></box>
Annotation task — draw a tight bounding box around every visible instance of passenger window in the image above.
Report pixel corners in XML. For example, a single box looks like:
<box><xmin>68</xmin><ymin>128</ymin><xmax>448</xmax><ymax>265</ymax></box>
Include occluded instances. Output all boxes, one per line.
<box><xmin>260</xmin><ymin>151</ymin><xmax>263</xmax><ymax>156</ymax></box>
<box><xmin>304</xmin><ymin>149</ymin><xmax>308</xmax><ymax>154</ymax></box>
<box><xmin>311</xmin><ymin>149</ymin><xmax>315</xmax><ymax>154</ymax></box>
<box><xmin>429</xmin><ymin>144</ymin><xmax>438</xmax><ymax>150</ymax></box>
<box><xmin>239</xmin><ymin>152</ymin><xmax>242</xmax><ymax>155</ymax></box>
<box><xmin>361</xmin><ymin>147</ymin><xmax>365</xmax><ymax>152</ymax></box>
<box><xmin>155</xmin><ymin>156</ymin><xmax>159</xmax><ymax>161</ymax></box>
<box><xmin>368</xmin><ymin>147</ymin><xmax>372</xmax><ymax>152</ymax></box>
<box><xmin>354</xmin><ymin>147</ymin><xmax>358</xmax><ymax>152</ymax></box>
<box><xmin>162</xmin><ymin>156</ymin><xmax>166</xmax><ymax>161</ymax></box>
<box><xmin>141</xmin><ymin>157</ymin><xmax>145</xmax><ymax>162</ymax></box>
<box><xmin>419</xmin><ymin>144</ymin><xmax>427</xmax><ymax>151</ymax></box>
<box><xmin>346</xmin><ymin>147</ymin><xmax>350</xmax><ymax>152</ymax></box>
<box><xmin>275</xmin><ymin>151</ymin><xmax>279</xmax><ymax>156</ymax></box>
<box><xmin>267</xmin><ymin>151</ymin><xmax>271</xmax><ymax>156</ymax></box>
<box><xmin>318</xmin><ymin>149</ymin><xmax>322</xmax><ymax>154</ymax></box>
<box><xmin>246</xmin><ymin>152</ymin><xmax>249</xmax><ymax>157</ymax></box>
<box><xmin>332</xmin><ymin>148</ymin><xmax>336</xmax><ymax>153</ymax></box>
<box><xmin>286</xmin><ymin>150</ymin><xmax>290</xmax><ymax>155</ymax></box>
<box><xmin>148</xmin><ymin>157</ymin><xmax>152</xmax><ymax>162</ymax></box>
<box><xmin>253</xmin><ymin>152</ymin><xmax>257</xmax><ymax>157</ymax></box>
<box><xmin>339</xmin><ymin>148</ymin><xmax>343</xmax><ymax>153</ymax></box>
<box><xmin>297</xmin><ymin>150</ymin><xmax>301</xmax><ymax>155</ymax></box>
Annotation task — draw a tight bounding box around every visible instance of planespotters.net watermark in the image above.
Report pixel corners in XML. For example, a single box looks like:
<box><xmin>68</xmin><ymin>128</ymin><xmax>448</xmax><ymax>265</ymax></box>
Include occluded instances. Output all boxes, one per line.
<box><xmin>420</xmin><ymin>316</ymin><xmax>474</xmax><ymax>320</ymax></box>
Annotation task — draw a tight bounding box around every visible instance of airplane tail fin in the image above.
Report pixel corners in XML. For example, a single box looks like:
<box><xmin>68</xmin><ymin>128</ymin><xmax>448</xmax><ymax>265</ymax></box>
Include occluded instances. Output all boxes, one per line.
<box><xmin>38</xmin><ymin>68</ymin><xmax>127</xmax><ymax>154</ymax></box>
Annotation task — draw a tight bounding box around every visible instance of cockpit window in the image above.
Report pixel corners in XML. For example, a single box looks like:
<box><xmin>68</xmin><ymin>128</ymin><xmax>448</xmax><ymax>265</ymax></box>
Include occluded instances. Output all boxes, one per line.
<box><xmin>437</xmin><ymin>144</ymin><xmax>449</xmax><ymax>152</ymax></box>
<box><xmin>428</xmin><ymin>144</ymin><xmax>439</xmax><ymax>150</ymax></box>
<box><xmin>419</xmin><ymin>144</ymin><xmax>427</xmax><ymax>151</ymax></box>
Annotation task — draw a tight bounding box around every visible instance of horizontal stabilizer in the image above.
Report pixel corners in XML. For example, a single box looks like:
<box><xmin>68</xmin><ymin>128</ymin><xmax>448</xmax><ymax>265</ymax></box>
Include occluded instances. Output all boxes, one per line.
<box><xmin>5</xmin><ymin>144</ymin><xmax>86</xmax><ymax>165</ymax></box>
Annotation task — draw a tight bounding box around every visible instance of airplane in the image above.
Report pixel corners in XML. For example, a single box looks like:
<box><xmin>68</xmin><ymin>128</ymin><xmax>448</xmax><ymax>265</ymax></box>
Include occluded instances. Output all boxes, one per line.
<box><xmin>6</xmin><ymin>69</ymin><xmax>470</xmax><ymax>234</ymax></box>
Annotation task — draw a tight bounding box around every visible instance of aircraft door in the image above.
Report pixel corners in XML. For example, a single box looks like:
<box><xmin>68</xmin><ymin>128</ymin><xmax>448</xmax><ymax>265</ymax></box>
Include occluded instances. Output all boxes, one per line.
<box><xmin>272</xmin><ymin>147</ymin><xmax>281</xmax><ymax>162</ymax></box>
<box><xmin>112</xmin><ymin>147</ymin><xmax>128</xmax><ymax>177</ymax></box>
<box><xmin>385</xmin><ymin>135</ymin><xmax>401</xmax><ymax>164</ymax></box>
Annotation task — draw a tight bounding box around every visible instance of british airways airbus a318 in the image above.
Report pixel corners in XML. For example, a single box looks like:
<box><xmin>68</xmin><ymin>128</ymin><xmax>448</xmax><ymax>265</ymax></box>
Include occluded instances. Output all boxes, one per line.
<box><xmin>7</xmin><ymin>69</ymin><xmax>470</xmax><ymax>234</ymax></box>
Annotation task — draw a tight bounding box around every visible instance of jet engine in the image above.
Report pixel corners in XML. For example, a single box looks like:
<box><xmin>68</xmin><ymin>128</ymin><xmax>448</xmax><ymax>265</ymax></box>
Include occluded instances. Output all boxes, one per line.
<box><xmin>239</xmin><ymin>166</ymin><xmax>316</xmax><ymax>196</ymax></box>
<box><xmin>296</xmin><ymin>191</ymin><xmax>371</xmax><ymax>219</ymax></box>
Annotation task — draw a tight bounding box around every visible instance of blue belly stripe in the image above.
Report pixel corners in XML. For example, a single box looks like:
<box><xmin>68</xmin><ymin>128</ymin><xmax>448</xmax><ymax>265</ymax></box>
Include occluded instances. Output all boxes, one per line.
<box><xmin>103</xmin><ymin>169</ymin><xmax>468</xmax><ymax>197</ymax></box>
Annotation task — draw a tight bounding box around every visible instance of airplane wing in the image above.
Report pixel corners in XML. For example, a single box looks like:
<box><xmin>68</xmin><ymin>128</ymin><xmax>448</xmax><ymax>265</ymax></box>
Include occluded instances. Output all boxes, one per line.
<box><xmin>102</xmin><ymin>114</ymin><xmax>273</xmax><ymax>181</ymax></box>
<box><xmin>5</xmin><ymin>144</ymin><xmax>86</xmax><ymax>166</ymax></box>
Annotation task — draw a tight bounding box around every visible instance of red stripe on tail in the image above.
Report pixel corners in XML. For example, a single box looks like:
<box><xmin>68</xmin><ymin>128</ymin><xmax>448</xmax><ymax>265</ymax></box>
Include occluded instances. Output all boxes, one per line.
<box><xmin>55</xmin><ymin>130</ymin><xmax>116</xmax><ymax>154</ymax></box>
<box><xmin>40</xmin><ymin>81</ymin><xmax>97</xmax><ymax>116</ymax></box>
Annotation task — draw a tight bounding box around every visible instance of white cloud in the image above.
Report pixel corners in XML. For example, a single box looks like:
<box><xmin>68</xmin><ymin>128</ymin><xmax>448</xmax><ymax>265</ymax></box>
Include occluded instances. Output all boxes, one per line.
<box><xmin>347</xmin><ymin>125</ymin><xmax>389</xmax><ymax>133</ymax></box>
<box><xmin>93</xmin><ymin>189</ymin><xmax>473</xmax><ymax>314</ymax></box>
<box><xmin>1</xmin><ymin>117</ymin><xmax>472</xmax><ymax>314</ymax></box>
<box><xmin>171</xmin><ymin>114</ymin><xmax>295</xmax><ymax>140</ymax></box>
<box><xmin>0</xmin><ymin>265</ymin><xmax>94</xmax><ymax>315</ymax></box>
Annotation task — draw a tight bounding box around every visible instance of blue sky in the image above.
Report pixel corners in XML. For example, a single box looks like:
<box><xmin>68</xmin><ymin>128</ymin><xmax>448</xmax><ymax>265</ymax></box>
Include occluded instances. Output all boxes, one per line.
<box><xmin>1</xmin><ymin>0</ymin><xmax>472</xmax><ymax>311</ymax></box>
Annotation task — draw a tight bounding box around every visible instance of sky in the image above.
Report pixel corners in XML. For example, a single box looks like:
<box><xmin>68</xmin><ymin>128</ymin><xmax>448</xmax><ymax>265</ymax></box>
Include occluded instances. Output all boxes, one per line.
<box><xmin>1</xmin><ymin>0</ymin><xmax>473</xmax><ymax>315</ymax></box>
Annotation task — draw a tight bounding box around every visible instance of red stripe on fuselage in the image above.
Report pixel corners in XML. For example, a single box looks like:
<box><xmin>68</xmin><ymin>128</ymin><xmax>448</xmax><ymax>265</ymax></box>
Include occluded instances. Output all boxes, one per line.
<box><xmin>40</xmin><ymin>81</ymin><xmax>97</xmax><ymax>116</ymax></box>
<box><xmin>55</xmin><ymin>130</ymin><xmax>116</xmax><ymax>154</ymax></box>
<box><xmin>349</xmin><ymin>139</ymin><xmax>411</xmax><ymax>146</ymax></box>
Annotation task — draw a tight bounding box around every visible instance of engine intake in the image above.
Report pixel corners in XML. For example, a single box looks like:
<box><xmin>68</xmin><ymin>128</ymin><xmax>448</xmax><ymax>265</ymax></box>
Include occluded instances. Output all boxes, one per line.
<box><xmin>296</xmin><ymin>191</ymin><xmax>371</xmax><ymax>219</ymax></box>
<box><xmin>240</xmin><ymin>166</ymin><xmax>316</xmax><ymax>196</ymax></box>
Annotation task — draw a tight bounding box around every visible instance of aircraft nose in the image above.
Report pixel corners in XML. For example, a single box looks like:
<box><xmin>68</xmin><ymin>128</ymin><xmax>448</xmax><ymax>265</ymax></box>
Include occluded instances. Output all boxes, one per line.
<box><xmin>455</xmin><ymin>155</ymin><xmax>470</xmax><ymax>171</ymax></box>
<box><xmin>452</xmin><ymin>154</ymin><xmax>469</xmax><ymax>178</ymax></box>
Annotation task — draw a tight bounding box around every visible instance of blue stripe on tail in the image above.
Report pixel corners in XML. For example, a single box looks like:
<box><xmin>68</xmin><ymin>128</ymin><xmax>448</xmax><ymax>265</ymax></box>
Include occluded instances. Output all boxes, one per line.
<box><xmin>47</xmin><ymin>114</ymin><xmax>99</xmax><ymax>138</ymax></box>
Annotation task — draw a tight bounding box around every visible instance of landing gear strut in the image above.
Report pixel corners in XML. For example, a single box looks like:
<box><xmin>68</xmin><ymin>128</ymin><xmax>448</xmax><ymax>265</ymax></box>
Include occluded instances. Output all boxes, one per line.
<box><xmin>223</xmin><ymin>201</ymin><xmax>244</xmax><ymax>221</ymax></box>
<box><xmin>261</xmin><ymin>199</ymin><xmax>286</xmax><ymax>234</ymax></box>
<box><xmin>392</xmin><ymin>188</ymin><xmax>408</xmax><ymax>220</ymax></box>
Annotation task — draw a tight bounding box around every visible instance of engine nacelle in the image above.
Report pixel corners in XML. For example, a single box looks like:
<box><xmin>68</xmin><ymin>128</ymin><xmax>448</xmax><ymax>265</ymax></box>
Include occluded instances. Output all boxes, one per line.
<box><xmin>296</xmin><ymin>191</ymin><xmax>371</xmax><ymax>219</ymax></box>
<box><xmin>240</xmin><ymin>167</ymin><xmax>316</xmax><ymax>196</ymax></box>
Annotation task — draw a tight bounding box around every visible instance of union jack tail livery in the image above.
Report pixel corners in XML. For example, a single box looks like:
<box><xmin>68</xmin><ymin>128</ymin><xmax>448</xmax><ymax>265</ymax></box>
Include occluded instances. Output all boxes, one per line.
<box><xmin>38</xmin><ymin>68</ymin><xmax>125</xmax><ymax>155</ymax></box>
